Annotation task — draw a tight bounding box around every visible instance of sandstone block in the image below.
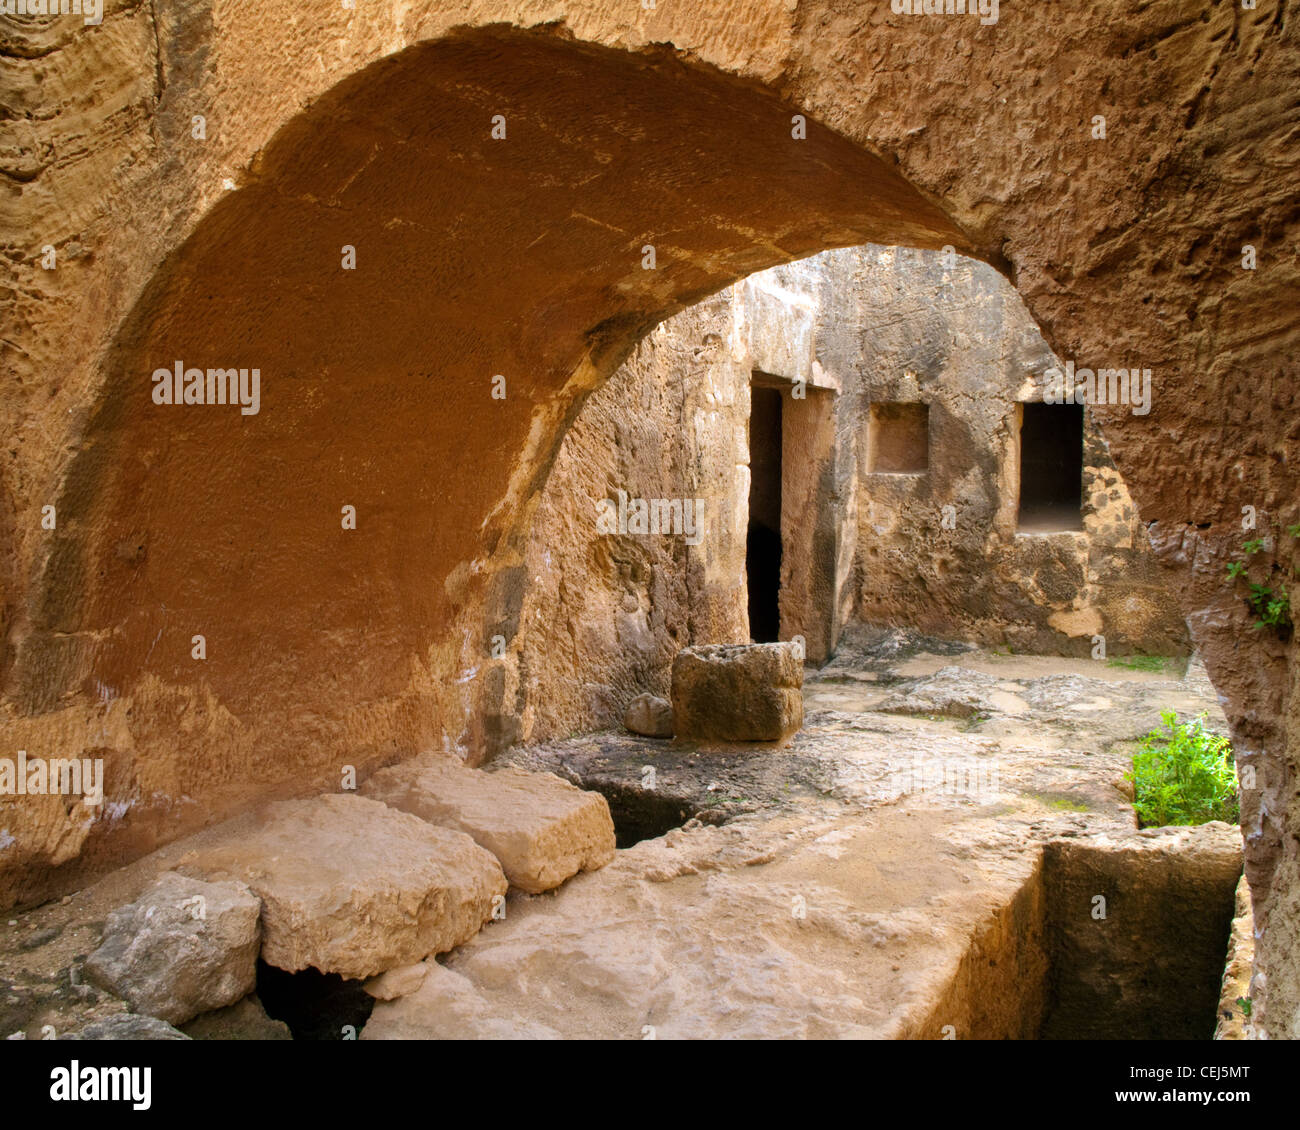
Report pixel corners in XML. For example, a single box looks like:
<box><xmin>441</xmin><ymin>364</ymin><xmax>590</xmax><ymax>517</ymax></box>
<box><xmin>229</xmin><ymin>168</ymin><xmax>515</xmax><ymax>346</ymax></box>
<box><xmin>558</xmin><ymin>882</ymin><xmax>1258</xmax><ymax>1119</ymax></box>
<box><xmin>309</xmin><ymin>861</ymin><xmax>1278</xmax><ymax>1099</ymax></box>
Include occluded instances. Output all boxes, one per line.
<box><xmin>363</xmin><ymin>962</ymin><xmax>429</xmax><ymax>1001</ymax></box>
<box><xmin>671</xmin><ymin>643</ymin><xmax>803</xmax><ymax>742</ymax></box>
<box><xmin>83</xmin><ymin>872</ymin><xmax>261</xmax><ymax>1026</ymax></box>
<box><xmin>624</xmin><ymin>693</ymin><xmax>674</xmax><ymax>737</ymax></box>
<box><xmin>183</xmin><ymin>794</ymin><xmax>506</xmax><ymax>980</ymax></box>
<box><xmin>1041</xmin><ymin>822</ymin><xmax>1243</xmax><ymax>1039</ymax></box>
<box><xmin>361</xmin><ymin>960</ymin><xmax>560</xmax><ymax>1040</ymax></box>
<box><xmin>1214</xmin><ymin>875</ymin><xmax>1256</xmax><ymax>1040</ymax></box>
<box><xmin>362</xmin><ymin>758</ymin><xmax>615</xmax><ymax>893</ymax></box>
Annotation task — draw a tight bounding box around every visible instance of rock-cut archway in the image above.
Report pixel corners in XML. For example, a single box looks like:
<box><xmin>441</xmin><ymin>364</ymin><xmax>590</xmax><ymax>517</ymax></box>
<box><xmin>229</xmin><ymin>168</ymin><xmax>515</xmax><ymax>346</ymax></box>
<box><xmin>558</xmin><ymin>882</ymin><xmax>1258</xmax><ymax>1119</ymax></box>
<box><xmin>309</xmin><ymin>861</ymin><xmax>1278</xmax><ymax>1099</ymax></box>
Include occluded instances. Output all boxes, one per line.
<box><xmin>4</xmin><ymin>27</ymin><xmax>968</xmax><ymax>903</ymax></box>
<box><xmin>2</xmin><ymin>14</ymin><xmax>1297</xmax><ymax>1038</ymax></box>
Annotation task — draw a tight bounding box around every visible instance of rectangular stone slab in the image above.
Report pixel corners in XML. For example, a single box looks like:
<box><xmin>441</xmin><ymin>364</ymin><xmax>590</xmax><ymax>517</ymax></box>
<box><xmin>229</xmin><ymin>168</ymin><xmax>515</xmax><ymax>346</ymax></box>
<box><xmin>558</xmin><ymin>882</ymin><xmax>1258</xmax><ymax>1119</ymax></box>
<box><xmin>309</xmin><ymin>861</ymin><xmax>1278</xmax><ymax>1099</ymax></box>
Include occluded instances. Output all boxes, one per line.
<box><xmin>179</xmin><ymin>793</ymin><xmax>506</xmax><ymax>980</ymax></box>
<box><xmin>362</xmin><ymin>757</ymin><xmax>615</xmax><ymax>893</ymax></box>
<box><xmin>671</xmin><ymin>642</ymin><xmax>803</xmax><ymax>742</ymax></box>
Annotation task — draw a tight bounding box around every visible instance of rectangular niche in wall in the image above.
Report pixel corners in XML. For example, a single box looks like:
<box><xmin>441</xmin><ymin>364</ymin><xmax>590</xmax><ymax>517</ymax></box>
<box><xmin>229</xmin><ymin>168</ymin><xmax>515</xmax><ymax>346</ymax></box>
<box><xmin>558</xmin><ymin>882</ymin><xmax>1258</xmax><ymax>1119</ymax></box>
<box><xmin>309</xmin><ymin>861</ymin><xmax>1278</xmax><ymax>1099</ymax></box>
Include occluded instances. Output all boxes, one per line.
<box><xmin>867</xmin><ymin>402</ymin><xmax>929</xmax><ymax>473</ymax></box>
<box><xmin>1018</xmin><ymin>402</ymin><xmax>1084</xmax><ymax>532</ymax></box>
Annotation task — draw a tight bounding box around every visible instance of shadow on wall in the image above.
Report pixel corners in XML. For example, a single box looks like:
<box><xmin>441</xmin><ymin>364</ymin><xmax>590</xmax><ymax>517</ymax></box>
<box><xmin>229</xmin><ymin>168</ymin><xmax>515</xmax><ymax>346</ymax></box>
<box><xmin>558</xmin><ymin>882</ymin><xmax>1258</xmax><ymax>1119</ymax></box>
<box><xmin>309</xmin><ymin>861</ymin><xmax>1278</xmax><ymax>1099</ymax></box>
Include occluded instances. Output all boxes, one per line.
<box><xmin>0</xmin><ymin>28</ymin><xmax>966</xmax><ymax>910</ymax></box>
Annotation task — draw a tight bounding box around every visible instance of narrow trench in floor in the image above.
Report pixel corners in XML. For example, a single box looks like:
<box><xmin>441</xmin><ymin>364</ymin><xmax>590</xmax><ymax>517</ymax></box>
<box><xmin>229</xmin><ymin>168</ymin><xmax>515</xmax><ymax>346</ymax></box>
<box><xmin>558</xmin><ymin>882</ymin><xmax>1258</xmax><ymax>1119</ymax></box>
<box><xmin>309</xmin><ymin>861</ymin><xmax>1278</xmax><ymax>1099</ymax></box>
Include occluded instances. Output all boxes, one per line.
<box><xmin>916</xmin><ymin>841</ymin><xmax>1239</xmax><ymax>1040</ymax></box>
<box><xmin>583</xmin><ymin>779</ymin><xmax>699</xmax><ymax>849</ymax></box>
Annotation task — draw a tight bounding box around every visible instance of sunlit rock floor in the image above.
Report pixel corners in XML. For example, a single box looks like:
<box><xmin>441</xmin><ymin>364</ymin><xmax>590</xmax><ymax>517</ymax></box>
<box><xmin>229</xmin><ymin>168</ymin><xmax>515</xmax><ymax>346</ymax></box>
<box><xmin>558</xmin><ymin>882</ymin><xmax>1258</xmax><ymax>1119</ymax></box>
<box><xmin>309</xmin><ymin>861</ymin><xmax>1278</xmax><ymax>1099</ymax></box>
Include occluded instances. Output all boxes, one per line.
<box><xmin>1</xmin><ymin>627</ymin><xmax>1230</xmax><ymax>1040</ymax></box>
<box><xmin>376</xmin><ymin>627</ymin><xmax>1230</xmax><ymax>1038</ymax></box>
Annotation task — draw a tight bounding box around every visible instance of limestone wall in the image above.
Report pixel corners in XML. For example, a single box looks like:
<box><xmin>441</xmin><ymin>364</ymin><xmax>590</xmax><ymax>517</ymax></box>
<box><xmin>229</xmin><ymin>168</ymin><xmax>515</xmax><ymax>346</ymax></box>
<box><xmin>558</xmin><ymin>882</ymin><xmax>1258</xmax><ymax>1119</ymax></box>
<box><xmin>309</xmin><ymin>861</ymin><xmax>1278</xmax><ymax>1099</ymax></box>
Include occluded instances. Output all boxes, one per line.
<box><xmin>507</xmin><ymin>290</ymin><xmax>751</xmax><ymax>747</ymax></box>
<box><xmin>515</xmin><ymin>245</ymin><xmax>1188</xmax><ymax>743</ymax></box>
<box><xmin>829</xmin><ymin>246</ymin><xmax>1189</xmax><ymax>657</ymax></box>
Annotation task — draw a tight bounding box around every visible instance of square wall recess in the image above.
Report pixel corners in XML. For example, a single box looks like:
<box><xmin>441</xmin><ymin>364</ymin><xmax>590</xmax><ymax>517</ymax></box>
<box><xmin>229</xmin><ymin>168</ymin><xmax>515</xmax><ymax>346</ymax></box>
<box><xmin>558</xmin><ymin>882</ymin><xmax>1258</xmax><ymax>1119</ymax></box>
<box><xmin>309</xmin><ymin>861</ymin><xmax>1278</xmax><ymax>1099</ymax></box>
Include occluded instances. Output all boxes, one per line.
<box><xmin>867</xmin><ymin>402</ymin><xmax>929</xmax><ymax>473</ymax></box>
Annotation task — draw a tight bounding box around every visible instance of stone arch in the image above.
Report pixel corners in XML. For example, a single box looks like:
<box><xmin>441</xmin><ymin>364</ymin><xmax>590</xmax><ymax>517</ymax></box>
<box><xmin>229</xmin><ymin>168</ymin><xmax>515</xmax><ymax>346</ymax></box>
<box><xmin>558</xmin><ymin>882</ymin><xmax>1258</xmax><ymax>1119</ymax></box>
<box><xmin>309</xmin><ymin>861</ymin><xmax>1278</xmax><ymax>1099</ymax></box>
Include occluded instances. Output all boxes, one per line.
<box><xmin>1</xmin><ymin>9</ymin><xmax>1296</xmax><ymax>1035</ymax></box>
<box><xmin>6</xmin><ymin>26</ymin><xmax>970</xmax><ymax>888</ymax></box>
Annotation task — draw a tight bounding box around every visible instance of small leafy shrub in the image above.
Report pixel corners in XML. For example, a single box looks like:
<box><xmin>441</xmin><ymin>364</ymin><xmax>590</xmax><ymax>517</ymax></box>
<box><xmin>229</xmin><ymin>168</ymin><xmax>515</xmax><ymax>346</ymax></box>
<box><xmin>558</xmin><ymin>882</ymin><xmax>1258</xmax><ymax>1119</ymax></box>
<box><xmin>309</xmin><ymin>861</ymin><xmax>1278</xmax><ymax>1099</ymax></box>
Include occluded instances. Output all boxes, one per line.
<box><xmin>1248</xmin><ymin>582</ymin><xmax>1291</xmax><ymax>631</ymax></box>
<box><xmin>1224</xmin><ymin>527</ymin><xmax>1295</xmax><ymax>638</ymax></box>
<box><xmin>1125</xmin><ymin>710</ymin><xmax>1238</xmax><ymax>827</ymax></box>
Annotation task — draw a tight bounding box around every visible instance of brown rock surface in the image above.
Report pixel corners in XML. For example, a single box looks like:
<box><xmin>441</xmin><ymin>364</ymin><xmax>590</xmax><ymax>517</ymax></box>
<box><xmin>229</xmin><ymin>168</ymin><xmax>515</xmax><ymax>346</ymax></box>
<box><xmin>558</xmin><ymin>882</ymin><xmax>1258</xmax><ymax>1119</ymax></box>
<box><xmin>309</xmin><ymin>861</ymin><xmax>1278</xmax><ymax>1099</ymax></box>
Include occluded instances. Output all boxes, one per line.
<box><xmin>0</xmin><ymin>636</ymin><xmax>1253</xmax><ymax>1041</ymax></box>
<box><xmin>511</xmin><ymin>247</ymin><xmax>1188</xmax><ymax>752</ymax></box>
<box><xmin>1039</xmin><ymin>823</ymin><xmax>1243</xmax><ymax>1040</ymax></box>
<box><xmin>358</xmin><ymin>807</ymin><xmax>1055</xmax><ymax>1040</ymax></box>
<box><xmin>623</xmin><ymin>694</ymin><xmax>674</xmax><ymax>739</ymax></box>
<box><xmin>672</xmin><ymin>643</ymin><xmax>804</xmax><ymax>742</ymax></box>
<box><xmin>0</xmin><ymin>2</ymin><xmax>1297</xmax><ymax>1035</ymax></box>
<box><xmin>61</xmin><ymin>1014</ymin><xmax>190</xmax><ymax>1041</ymax></box>
<box><xmin>180</xmin><ymin>994</ymin><xmax>292</xmax><ymax>1041</ymax></box>
<box><xmin>180</xmin><ymin>794</ymin><xmax>506</xmax><ymax>979</ymax></box>
<box><xmin>362</xmin><ymin>962</ymin><xmax>429</xmax><ymax>1002</ymax></box>
<box><xmin>362</xmin><ymin>757</ymin><xmax>615</xmax><ymax>894</ymax></box>
<box><xmin>362</xmin><ymin>960</ymin><xmax>561</xmax><ymax>1041</ymax></box>
<box><xmin>1215</xmin><ymin>875</ymin><xmax>1258</xmax><ymax>1040</ymax></box>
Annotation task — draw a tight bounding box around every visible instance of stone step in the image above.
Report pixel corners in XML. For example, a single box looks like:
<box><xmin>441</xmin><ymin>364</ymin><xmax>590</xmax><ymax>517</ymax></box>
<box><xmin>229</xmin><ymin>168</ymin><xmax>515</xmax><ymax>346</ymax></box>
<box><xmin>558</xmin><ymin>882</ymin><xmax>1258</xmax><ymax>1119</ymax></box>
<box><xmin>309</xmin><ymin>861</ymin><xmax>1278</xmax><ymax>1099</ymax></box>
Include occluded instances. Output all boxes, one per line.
<box><xmin>362</xmin><ymin>756</ymin><xmax>615</xmax><ymax>893</ymax></box>
<box><xmin>179</xmin><ymin>793</ymin><xmax>506</xmax><ymax>980</ymax></box>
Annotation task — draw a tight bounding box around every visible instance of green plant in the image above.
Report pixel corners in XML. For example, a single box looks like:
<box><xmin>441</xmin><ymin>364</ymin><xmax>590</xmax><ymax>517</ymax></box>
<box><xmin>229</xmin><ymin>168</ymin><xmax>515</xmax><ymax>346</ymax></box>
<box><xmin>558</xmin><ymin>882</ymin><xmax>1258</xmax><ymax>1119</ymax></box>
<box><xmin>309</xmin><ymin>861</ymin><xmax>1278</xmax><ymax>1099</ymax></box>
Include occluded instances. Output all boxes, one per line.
<box><xmin>1224</xmin><ymin>527</ymin><xmax>1296</xmax><ymax>637</ymax></box>
<box><xmin>1125</xmin><ymin>711</ymin><xmax>1238</xmax><ymax>827</ymax></box>
<box><xmin>1107</xmin><ymin>655</ymin><xmax>1169</xmax><ymax>673</ymax></box>
<box><xmin>1236</xmin><ymin>996</ymin><xmax>1253</xmax><ymax>1019</ymax></box>
<box><xmin>1248</xmin><ymin>582</ymin><xmax>1291</xmax><ymax>631</ymax></box>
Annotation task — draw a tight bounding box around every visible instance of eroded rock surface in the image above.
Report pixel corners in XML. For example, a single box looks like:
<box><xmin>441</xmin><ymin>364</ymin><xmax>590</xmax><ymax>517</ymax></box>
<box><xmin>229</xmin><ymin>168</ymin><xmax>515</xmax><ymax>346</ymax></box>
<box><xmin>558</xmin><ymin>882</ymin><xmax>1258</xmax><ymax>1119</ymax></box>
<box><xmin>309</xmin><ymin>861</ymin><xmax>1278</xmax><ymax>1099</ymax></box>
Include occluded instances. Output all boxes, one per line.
<box><xmin>362</xmin><ymin>758</ymin><xmax>615</xmax><ymax>894</ymax></box>
<box><xmin>83</xmin><ymin>872</ymin><xmax>260</xmax><ymax>1026</ymax></box>
<box><xmin>878</xmin><ymin>666</ymin><xmax>1005</xmax><ymax>719</ymax></box>
<box><xmin>460</xmin><ymin>635</ymin><xmax>1241</xmax><ymax>1039</ymax></box>
<box><xmin>362</xmin><ymin>963</ymin><xmax>429</xmax><ymax>1002</ymax></box>
<box><xmin>624</xmin><ymin>694</ymin><xmax>674</xmax><ymax>738</ymax></box>
<box><xmin>362</xmin><ymin>808</ymin><xmax>1040</xmax><ymax>1039</ymax></box>
<box><xmin>180</xmin><ymin>794</ymin><xmax>506</xmax><ymax>979</ymax></box>
<box><xmin>672</xmin><ymin>643</ymin><xmax>804</xmax><ymax>743</ymax></box>
<box><xmin>62</xmin><ymin>1015</ymin><xmax>190</xmax><ymax>1041</ymax></box>
<box><xmin>1215</xmin><ymin>876</ymin><xmax>1258</xmax><ymax>1040</ymax></box>
<box><xmin>1040</xmin><ymin>823</ymin><xmax>1242</xmax><ymax>1040</ymax></box>
<box><xmin>0</xmin><ymin>0</ymin><xmax>1296</xmax><ymax>1036</ymax></box>
<box><xmin>0</xmin><ymin>634</ymin><xmax>1256</xmax><ymax>1040</ymax></box>
<box><xmin>363</xmin><ymin>960</ymin><xmax>561</xmax><ymax>1040</ymax></box>
<box><xmin>180</xmin><ymin>994</ymin><xmax>292</xmax><ymax>1041</ymax></box>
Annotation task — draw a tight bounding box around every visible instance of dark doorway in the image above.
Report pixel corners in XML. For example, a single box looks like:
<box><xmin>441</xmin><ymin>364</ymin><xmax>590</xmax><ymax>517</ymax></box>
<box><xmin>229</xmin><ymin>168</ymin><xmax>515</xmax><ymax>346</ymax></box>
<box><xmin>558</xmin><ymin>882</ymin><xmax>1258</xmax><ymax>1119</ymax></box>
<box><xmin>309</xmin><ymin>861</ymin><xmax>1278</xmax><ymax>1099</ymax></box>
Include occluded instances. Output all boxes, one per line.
<box><xmin>1018</xmin><ymin>403</ymin><xmax>1084</xmax><ymax>532</ymax></box>
<box><xmin>748</xmin><ymin>386</ymin><xmax>783</xmax><ymax>642</ymax></box>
